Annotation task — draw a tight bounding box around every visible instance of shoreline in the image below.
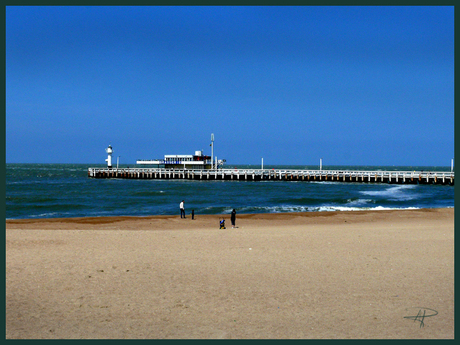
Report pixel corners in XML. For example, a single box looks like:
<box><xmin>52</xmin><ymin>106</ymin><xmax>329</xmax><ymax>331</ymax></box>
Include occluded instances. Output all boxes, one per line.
<box><xmin>6</xmin><ymin>207</ymin><xmax>454</xmax><ymax>338</ymax></box>
<box><xmin>5</xmin><ymin>207</ymin><xmax>453</xmax><ymax>230</ymax></box>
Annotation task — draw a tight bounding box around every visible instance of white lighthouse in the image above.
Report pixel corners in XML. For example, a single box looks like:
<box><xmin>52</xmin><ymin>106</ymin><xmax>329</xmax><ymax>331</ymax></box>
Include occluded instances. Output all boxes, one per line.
<box><xmin>105</xmin><ymin>145</ymin><xmax>113</xmax><ymax>168</ymax></box>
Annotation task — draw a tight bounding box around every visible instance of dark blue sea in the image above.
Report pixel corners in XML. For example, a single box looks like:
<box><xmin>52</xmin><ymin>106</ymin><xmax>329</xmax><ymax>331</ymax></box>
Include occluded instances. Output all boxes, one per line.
<box><xmin>6</xmin><ymin>164</ymin><xmax>454</xmax><ymax>220</ymax></box>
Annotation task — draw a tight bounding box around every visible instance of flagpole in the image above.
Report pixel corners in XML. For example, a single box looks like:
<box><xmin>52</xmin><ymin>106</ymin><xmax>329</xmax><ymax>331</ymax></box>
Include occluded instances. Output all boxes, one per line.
<box><xmin>211</xmin><ymin>133</ymin><xmax>214</xmax><ymax>170</ymax></box>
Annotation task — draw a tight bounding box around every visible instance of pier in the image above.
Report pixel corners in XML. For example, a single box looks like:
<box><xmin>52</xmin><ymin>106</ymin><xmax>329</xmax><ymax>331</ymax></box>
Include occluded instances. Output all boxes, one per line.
<box><xmin>88</xmin><ymin>167</ymin><xmax>454</xmax><ymax>185</ymax></box>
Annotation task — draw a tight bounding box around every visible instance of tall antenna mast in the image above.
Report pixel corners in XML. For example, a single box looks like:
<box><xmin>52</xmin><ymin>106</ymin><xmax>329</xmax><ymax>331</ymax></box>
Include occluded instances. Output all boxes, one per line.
<box><xmin>211</xmin><ymin>133</ymin><xmax>214</xmax><ymax>170</ymax></box>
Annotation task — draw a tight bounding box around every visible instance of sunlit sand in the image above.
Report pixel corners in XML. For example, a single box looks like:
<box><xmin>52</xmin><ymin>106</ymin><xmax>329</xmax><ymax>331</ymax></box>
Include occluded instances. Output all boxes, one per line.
<box><xmin>6</xmin><ymin>208</ymin><xmax>454</xmax><ymax>339</ymax></box>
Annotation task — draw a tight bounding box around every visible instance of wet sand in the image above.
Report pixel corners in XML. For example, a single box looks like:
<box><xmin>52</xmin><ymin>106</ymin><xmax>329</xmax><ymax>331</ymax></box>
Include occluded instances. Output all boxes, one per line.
<box><xmin>6</xmin><ymin>208</ymin><xmax>454</xmax><ymax>339</ymax></box>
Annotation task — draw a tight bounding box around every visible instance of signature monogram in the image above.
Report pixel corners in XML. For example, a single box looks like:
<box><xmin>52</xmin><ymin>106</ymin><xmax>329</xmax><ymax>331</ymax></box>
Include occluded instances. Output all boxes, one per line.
<box><xmin>404</xmin><ymin>308</ymin><xmax>438</xmax><ymax>328</ymax></box>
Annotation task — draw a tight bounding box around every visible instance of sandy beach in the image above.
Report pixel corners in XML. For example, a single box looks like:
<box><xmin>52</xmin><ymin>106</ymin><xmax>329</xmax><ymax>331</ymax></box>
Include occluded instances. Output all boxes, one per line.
<box><xmin>6</xmin><ymin>208</ymin><xmax>454</xmax><ymax>339</ymax></box>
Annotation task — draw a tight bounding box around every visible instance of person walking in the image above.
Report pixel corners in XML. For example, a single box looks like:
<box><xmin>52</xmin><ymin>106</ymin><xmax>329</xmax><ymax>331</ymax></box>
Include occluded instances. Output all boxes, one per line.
<box><xmin>180</xmin><ymin>200</ymin><xmax>185</xmax><ymax>218</ymax></box>
<box><xmin>231</xmin><ymin>209</ymin><xmax>236</xmax><ymax>228</ymax></box>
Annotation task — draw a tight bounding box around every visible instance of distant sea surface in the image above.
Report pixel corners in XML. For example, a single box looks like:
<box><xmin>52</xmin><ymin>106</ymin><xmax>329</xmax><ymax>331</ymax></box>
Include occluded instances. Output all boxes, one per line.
<box><xmin>6</xmin><ymin>164</ymin><xmax>454</xmax><ymax>220</ymax></box>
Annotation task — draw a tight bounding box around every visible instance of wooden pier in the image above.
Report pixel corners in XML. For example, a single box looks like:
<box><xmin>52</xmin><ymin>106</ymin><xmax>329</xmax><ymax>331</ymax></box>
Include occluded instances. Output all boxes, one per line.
<box><xmin>88</xmin><ymin>167</ymin><xmax>454</xmax><ymax>185</ymax></box>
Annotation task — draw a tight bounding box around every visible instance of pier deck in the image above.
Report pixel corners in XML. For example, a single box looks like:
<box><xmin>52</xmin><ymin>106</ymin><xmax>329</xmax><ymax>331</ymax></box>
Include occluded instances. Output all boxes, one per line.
<box><xmin>88</xmin><ymin>168</ymin><xmax>454</xmax><ymax>185</ymax></box>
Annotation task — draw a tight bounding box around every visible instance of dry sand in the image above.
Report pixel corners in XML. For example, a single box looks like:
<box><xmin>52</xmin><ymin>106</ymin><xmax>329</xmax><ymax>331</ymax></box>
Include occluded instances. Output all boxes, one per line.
<box><xmin>6</xmin><ymin>208</ymin><xmax>454</xmax><ymax>339</ymax></box>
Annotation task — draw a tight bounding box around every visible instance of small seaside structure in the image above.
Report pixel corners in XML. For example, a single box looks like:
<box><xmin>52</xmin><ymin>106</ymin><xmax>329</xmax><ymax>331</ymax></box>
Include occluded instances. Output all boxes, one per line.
<box><xmin>135</xmin><ymin>133</ymin><xmax>225</xmax><ymax>170</ymax></box>
<box><xmin>105</xmin><ymin>145</ymin><xmax>113</xmax><ymax>168</ymax></box>
<box><xmin>136</xmin><ymin>151</ymin><xmax>214</xmax><ymax>170</ymax></box>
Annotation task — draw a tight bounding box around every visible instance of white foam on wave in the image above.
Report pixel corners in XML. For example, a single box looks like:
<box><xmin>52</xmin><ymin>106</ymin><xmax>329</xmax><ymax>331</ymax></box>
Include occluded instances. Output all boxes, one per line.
<box><xmin>316</xmin><ymin>206</ymin><xmax>420</xmax><ymax>212</ymax></box>
<box><xmin>310</xmin><ymin>181</ymin><xmax>343</xmax><ymax>185</ymax></box>
<box><xmin>360</xmin><ymin>185</ymin><xmax>418</xmax><ymax>201</ymax></box>
<box><xmin>346</xmin><ymin>198</ymin><xmax>375</xmax><ymax>206</ymax></box>
<box><xmin>238</xmin><ymin>205</ymin><xmax>311</xmax><ymax>213</ymax></box>
<box><xmin>237</xmin><ymin>204</ymin><xmax>421</xmax><ymax>214</ymax></box>
<box><xmin>30</xmin><ymin>212</ymin><xmax>61</xmax><ymax>218</ymax></box>
<box><xmin>199</xmin><ymin>206</ymin><xmax>235</xmax><ymax>214</ymax></box>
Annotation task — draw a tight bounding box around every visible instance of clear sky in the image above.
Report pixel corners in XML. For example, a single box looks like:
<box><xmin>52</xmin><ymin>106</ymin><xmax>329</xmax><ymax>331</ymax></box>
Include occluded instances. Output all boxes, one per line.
<box><xmin>6</xmin><ymin>6</ymin><xmax>454</xmax><ymax>166</ymax></box>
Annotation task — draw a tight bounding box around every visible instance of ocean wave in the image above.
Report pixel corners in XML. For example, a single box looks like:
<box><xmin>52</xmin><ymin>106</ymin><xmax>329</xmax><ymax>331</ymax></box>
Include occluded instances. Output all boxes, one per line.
<box><xmin>346</xmin><ymin>198</ymin><xmax>375</xmax><ymax>206</ymax></box>
<box><xmin>232</xmin><ymin>204</ymin><xmax>424</xmax><ymax>214</ymax></box>
<box><xmin>29</xmin><ymin>212</ymin><xmax>63</xmax><ymax>218</ymax></box>
<box><xmin>314</xmin><ymin>206</ymin><xmax>420</xmax><ymax>212</ymax></box>
<box><xmin>247</xmin><ymin>205</ymin><xmax>312</xmax><ymax>213</ymax></box>
<box><xmin>359</xmin><ymin>185</ymin><xmax>419</xmax><ymax>201</ymax></box>
<box><xmin>132</xmin><ymin>190</ymin><xmax>167</xmax><ymax>196</ymax></box>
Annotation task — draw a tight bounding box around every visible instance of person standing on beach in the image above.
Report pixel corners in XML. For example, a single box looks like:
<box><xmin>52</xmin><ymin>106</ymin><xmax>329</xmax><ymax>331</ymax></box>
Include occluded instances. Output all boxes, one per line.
<box><xmin>231</xmin><ymin>209</ymin><xmax>236</xmax><ymax>228</ymax></box>
<box><xmin>180</xmin><ymin>200</ymin><xmax>185</xmax><ymax>218</ymax></box>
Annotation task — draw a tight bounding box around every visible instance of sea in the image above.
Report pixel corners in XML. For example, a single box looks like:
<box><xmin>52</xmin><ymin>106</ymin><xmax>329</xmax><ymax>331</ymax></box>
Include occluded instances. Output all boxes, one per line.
<box><xmin>6</xmin><ymin>163</ymin><xmax>455</xmax><ymax>220</ymax></box>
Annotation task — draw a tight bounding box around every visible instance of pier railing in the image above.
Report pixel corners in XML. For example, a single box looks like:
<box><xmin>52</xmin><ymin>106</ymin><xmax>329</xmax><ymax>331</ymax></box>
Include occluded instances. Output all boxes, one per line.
<box><xmin>88</xmin><ymin>167</ymin><xmax>454</xmax><ymax>185</ymax></box>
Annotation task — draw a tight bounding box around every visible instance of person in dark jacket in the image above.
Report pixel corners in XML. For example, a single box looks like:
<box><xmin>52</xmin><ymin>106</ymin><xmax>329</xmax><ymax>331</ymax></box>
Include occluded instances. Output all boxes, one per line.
<box><xmin>231</xmin><ymin>209</ymin><xmax>236</xmax><ymax>228</ymax></box>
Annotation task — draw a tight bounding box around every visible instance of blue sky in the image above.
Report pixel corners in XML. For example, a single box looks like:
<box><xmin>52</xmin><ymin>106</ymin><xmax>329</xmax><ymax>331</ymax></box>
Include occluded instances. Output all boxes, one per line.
<box><xmin>6</xmin><ymin>6</ymin><xmax>454</xmax><ymax>166</ymax></box>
